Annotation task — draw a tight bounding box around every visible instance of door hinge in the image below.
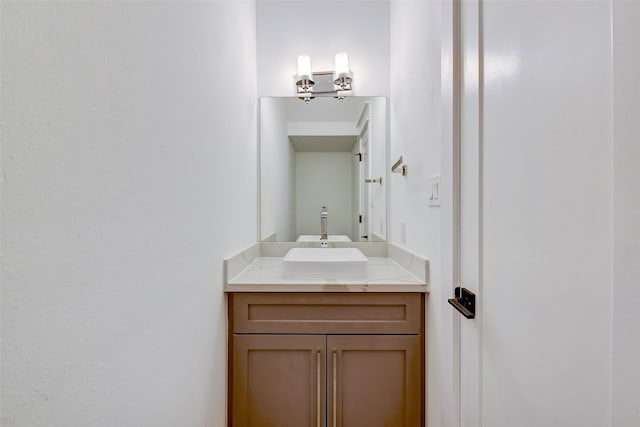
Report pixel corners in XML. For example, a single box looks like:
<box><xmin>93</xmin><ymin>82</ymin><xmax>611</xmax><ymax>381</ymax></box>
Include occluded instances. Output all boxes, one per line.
<box><xmin>355</xmin><ymin>153</ymin><xmax>362</xmax><ymax>162</ymax></box>
<box><xmin>359</xmin><ymin>215</ymin><xmax>363</xmax><ymax>223</ymax></box>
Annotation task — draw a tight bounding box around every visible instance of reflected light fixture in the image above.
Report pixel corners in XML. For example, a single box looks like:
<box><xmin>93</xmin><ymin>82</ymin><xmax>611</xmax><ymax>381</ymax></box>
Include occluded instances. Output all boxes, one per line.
<box><xmin>295</xmin><ymin>53</ymin><xmax>353</xmax><ymax>102</ymax></box>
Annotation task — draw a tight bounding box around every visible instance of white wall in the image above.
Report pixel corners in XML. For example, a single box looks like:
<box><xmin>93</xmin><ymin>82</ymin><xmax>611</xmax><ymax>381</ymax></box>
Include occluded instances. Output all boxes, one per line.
<box><xmin>0</xmin><ymin>2</ymin><xmax>257</xmax><ymax>426</ymax></box>
<box><xmin>612</xmin><ymin>1</ymin><xmax>640</xmax><ymax>425</ymax></box>
<box><xmin>260</xmin><ymin>98</ymin><xmax>296</xmax><ymax>241</ymax></box>
<box><xmin>256</xmin><ymin>0</ymin><xmax>390</xmax><ymax>97</ymax></box>
<box><xmin>389</xmin><ymin>2</ymin><xmax>442</xmax><ymax>255</ymax></box>
<box><xmin>296</xmin><ymin>152</ymin><xmax>353</xmax><ymax>238</ymax></box>
<box><xmin>480</xmin><ymin>1</ymin><xmax>612</xmax><ymax>425</ymax></box>
<box><xmin>389</xmin><ymin>1</ymin><xmax>444</xmax><ymax>426</ymax></box>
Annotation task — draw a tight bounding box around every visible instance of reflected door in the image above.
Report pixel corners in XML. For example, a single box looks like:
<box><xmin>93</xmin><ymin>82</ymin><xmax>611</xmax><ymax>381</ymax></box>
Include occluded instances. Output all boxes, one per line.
<box><xmin>352</xmin><ymin>123</ymin><xmax>371</xmax><ymax>243</ymax></box>
<box><xmin>352</xmin><ymin>139</ymin><xmax>362</xmax><ymax>241</ymax></box>
<box><xmin>360</xmin><ymin>126</ymin><xmax>370</xmax><ymax>241</ymax></box>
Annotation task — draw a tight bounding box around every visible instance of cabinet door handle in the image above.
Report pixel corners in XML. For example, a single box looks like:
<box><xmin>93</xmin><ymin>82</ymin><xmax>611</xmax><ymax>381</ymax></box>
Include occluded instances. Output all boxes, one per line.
<box><xmin>317</xmin><ymin>350</ymin><xmax>321</xmax><ymax>427</ymax></box>
<box><xmin>332</xmin><ymin>351</ymin><xmax>337</xmax><ymax>427</ymax></box>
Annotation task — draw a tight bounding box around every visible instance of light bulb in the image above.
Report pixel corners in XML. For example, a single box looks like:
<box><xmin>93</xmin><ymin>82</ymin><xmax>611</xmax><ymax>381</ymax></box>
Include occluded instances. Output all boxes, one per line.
<box><xmin>297</xmin><ymin>55</ymin><xmax>311</xmax><ymax>80</ymax></box>
<box><xmin>334</xmin><ymin>52</ymin><xmax>350</xmax><ymax>78</ymax></box>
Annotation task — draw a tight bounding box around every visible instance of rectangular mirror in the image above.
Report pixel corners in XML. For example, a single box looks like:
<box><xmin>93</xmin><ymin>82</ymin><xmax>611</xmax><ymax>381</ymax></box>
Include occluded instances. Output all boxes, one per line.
<box><xmin>259</xmin><ymin>96</ymin><xmax>388</xmax><ymax>243</ymax></box>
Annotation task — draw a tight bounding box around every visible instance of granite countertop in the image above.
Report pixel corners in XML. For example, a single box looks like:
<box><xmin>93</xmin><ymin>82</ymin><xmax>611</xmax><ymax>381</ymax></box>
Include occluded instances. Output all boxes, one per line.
<box><xmin>225</xmin><ymin>255</ymin><xmax>428</xmax><ymax>293</ymax></box>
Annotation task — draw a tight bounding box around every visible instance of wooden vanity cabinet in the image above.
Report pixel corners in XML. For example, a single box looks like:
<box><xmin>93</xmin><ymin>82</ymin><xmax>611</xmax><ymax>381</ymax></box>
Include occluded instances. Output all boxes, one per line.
<box><xmin>232</xmin><ymin>334</ymin><xmax>326</xmax><ymax>427</ymax></box>
<box><xmin>228</xmin><ymin>293</ymin><xmax>425</xmax><ymax>427</ymax></box>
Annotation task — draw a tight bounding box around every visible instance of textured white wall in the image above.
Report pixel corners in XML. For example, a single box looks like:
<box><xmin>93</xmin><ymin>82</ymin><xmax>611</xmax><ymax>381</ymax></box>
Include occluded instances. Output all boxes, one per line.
<box><xmin>480</xmin><ymin>1</ymin><xmax>612</xmax><ymax>425</ymax></box>
<box><xmin>389</xmin><ymin>2</ymin><xmax>443</xmax><ymax>426</ymax></box>
<box><xmin>387</xmin><ymin>1</ymin><xmax>444</xmax><ymax>426</ymax></box>
<box><xmin>389</xmin><ymin>1</ymin><xmax>442</xmax><ymax>255</ymax></box>
<box><xmin>256</xmin><ymin>0</ymin><xmax>390</xmax><ymax>97</ymax></box>
<box><xmin>296</xmin><ymin>152</ymin><xmax>353</xmax><ymax>238</ymax></box>
<box><xmin>259</xmin><ymin>98</ymin><xmax>296</xmax><ymax>241</ymax></box>
<box><xmin>612</xmin><ymin>1</ymin><xmax>640</xmax><ymax>425</ymax></box>
<box><xmin>1</xmin><ymin>2</ymin><xmax>257</xmax><ymax>426</ymax></box>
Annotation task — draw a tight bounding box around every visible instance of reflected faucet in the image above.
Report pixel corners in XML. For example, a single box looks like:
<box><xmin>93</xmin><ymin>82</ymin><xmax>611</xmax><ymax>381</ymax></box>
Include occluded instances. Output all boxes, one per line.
<box><xmin>320</xmin><ymin>206</ymin><xmax>328</xmax><ymax>247</ymax></box>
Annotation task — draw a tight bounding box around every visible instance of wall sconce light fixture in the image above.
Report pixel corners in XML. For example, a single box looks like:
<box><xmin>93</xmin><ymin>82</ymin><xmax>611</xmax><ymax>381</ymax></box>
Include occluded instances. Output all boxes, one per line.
<box><xmin>295</xmin><ymin>52</ymin><xmax>353</xmax><ymax>102</ymax></box>
<box><xmin>333</xmin><ymin>52</ymin><xmax>352</xmax><ymax>90</ymax></box>
<box><xmin>296</xmin><ymin>55</ymin><xmax>314</xmax><ymax>91</ymax></box>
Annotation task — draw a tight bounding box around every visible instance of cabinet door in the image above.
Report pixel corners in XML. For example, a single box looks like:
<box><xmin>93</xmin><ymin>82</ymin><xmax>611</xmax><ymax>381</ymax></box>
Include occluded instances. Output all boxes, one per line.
<box><xmin>232</xmin><ymin>334</ymin><xmax>326</xmax><ymax>427</ymax></box>
<box><xmin>327</xmin><ymin>335</ymin><xmax>422</xmax><ymax>427</ymax></box>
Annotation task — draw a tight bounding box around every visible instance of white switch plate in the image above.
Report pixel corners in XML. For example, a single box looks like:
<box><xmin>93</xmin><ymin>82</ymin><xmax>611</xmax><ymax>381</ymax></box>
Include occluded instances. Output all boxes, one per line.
<box><xmin>429</xmin><ymin>176</ymin><xmax>441</xmax><ymax>207</ymax></box>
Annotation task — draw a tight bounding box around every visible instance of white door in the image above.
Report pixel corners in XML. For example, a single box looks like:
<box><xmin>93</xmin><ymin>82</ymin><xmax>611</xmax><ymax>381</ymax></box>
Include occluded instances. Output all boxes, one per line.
<box><xmin>359</xmin><ymin>124</ymin><xmax>370</xmax><ymax>241</ymax></box>
<box><xmin>447</xmin><ymin>1</ymin><xmax>619</xmax><ymax>425</ymax></box>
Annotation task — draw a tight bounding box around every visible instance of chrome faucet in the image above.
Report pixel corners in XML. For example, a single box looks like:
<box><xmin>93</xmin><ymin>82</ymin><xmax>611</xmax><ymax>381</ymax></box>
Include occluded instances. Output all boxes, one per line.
<box><xmin>320</xmin><ymin>206</ymin><xmax>328</xmax><ymax>247</ymax></box>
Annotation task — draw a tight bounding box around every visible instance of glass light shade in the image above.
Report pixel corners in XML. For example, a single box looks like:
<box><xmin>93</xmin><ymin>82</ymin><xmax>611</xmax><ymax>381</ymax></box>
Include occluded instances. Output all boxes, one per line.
<box><xmin>297</xmin><ymin>55</ymin><xmax>312</xmax><ymax>80</ymax></box>
<box><xmin>334</xmin><ymin>52</ymin><xmax>350</xmax><ymax>78</ymax></box>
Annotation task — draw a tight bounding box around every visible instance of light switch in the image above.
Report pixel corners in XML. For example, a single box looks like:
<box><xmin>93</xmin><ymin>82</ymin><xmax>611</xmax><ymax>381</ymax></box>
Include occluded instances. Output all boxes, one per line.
<box><xmin>429</xmin><ymin>176</ymin><xmax>441</xmax><ymax>207</ymax></box>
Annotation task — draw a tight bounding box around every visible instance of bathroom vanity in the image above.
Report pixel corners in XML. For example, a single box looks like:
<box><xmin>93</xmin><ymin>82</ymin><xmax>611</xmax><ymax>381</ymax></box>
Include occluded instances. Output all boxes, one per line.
<box><xmin>224</xmin><ymin>242</ymin><xmax>428</xmax><ymax>427</ymax></box>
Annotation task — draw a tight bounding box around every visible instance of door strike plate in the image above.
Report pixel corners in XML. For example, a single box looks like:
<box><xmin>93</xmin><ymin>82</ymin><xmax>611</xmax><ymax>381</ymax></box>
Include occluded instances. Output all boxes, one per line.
<box><xmin>448</xmin><ymin>287</ymin><xmax>476</xmax><ymax>319</ymax></box>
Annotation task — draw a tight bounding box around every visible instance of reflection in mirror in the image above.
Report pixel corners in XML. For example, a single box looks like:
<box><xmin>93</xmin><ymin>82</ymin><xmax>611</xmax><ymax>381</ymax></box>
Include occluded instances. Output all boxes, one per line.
<box><xmin>259</xmin><ymin>96</ymin><xmax>387</xmax><ymax>243</ymax></box>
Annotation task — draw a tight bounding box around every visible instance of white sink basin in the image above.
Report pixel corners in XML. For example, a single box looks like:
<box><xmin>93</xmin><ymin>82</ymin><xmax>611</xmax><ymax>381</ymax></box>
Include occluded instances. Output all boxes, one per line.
<box><xmin>282</xmin><ymin>248</ymin><xmax>368</xmax><ymax>279</ymax></box>
<box><xmin>296</xmin><ymin>235</ymin><xmax>353</xmax><ymax>242</ymax></box>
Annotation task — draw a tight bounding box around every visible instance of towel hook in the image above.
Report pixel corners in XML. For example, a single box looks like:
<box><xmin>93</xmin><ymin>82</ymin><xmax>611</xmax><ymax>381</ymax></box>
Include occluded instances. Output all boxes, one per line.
<box><xmin>391</xmin><ymin>156</ymin><xmax>407</xmax><ymax>176</ymax></box>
